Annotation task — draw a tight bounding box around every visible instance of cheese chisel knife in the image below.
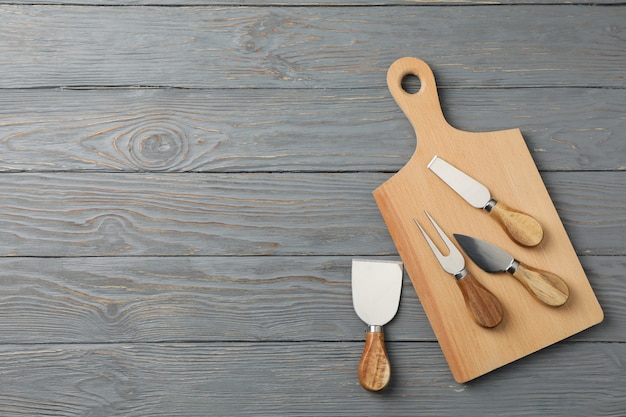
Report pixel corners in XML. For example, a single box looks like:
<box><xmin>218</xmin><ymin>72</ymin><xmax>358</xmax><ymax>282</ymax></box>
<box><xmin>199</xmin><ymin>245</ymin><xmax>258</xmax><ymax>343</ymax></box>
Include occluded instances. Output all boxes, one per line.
<box><xmin>352</xmin><ymin>259</ymin><xmax>403</xmax><ymax>391</ymax></box>
<box><xmin>454</xmin><ymin>234</ymin><xmax>569</xmax><ymax>307</ymax></box>
<box><xmin>428</xmin><ymin>156</ymin><xmax>543</xmax><ymax>247</ymax></box>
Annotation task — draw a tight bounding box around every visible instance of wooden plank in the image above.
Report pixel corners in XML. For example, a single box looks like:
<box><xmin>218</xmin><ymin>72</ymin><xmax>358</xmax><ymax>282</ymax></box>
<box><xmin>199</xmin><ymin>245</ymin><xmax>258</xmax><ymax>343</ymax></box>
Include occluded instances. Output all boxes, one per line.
<box><xmin>0</xmin><ymin>172</ymin><xmax>393</xmax><ymax>257</ymax></box>
<box><xmin>0</xmin><ymin>6</ymin><xmax>624</xmax><ymax>89</ymax></box>
<box><xmin>1</xmin><ymin>1</ymin><xmax>618</xmax><ymax>5</ymax></box>
<box><xmin>0</xmin><ymin>172</ymin><xmax>621</xmax><ymax>257</ymax></box>
<box><xmin>0</xmin><ymin>255</ymin><xmax>619</xmax><ymax>344</ymax></box>
<box><xmin>0</xmin><ymin>87</ymin><xmax>623</xmax><ymax>172</ymax></box>
<box><xmin>0</xmin><ymin>341</ymin><xmax>622</xmax><ymax>416</ymax></box>
<box><xmin>547</xmin><ymin>173</ymin><xmax>626</xmax><ymax>256</ymax></box>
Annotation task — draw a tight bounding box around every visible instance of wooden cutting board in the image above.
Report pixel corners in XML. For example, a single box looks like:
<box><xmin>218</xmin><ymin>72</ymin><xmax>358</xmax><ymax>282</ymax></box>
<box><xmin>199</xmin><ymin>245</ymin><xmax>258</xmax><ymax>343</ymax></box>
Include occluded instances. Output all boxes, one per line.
<box><xmin>373</xmin><ymin>57</ymin><xmax>603</xmax><ymax>383</ymax></box>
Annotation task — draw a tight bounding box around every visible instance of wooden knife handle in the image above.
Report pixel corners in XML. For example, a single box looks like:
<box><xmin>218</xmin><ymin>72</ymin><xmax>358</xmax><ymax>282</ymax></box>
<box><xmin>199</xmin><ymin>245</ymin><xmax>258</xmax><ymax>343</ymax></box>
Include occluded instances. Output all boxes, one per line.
<box><xmin>457</xmin><ymin>274</ymin><xmax>504</xmax><ymax>328</ymax></box>
<box><xmin>358</xmin><ymin>329</ymin><xmax>391</xmax><ymax>391</ymax></box>
<box><xmin>489</xmin><ymin>201</ymin><xmax>544</xmax><ymax>247</ymax></box>
<box><xmin>512</xmin><ymin>263</ymin><xmax>570</xmax><ymax>307</ymax></box>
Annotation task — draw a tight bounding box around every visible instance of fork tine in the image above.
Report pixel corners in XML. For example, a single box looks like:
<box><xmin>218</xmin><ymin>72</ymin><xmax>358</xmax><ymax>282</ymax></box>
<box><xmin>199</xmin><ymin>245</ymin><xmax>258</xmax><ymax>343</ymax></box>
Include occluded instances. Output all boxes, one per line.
<box><xmin>413</xmin><ymin>217</ymin><xmax>447</xmax><ymax>266</ymax></box>
<box><xmin>414</xmin><ymin>211</ymin><xmax>465</xmax><ymax>275</ymax></box>
<box><xmin>423</xmin><ymin>211</ymin><xmax>461</xmax><ymax>259</ymax></box>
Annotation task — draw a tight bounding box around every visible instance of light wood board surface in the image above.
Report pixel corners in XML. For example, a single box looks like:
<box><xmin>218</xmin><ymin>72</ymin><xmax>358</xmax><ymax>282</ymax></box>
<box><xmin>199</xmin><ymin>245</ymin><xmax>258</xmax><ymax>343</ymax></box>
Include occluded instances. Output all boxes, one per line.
<box><xmin>374</xmin><ymin>57</ymin><xmax>603</xmax><ymax>382</ymax></box>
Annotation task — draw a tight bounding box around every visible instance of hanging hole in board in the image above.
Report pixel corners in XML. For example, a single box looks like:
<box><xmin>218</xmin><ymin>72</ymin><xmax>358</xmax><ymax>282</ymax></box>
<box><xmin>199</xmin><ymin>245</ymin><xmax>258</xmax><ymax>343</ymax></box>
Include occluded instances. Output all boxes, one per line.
<box><xmin>401</xmin><ymin>74</ymin><xmax>422</xmax><ymax>94</ymax></box>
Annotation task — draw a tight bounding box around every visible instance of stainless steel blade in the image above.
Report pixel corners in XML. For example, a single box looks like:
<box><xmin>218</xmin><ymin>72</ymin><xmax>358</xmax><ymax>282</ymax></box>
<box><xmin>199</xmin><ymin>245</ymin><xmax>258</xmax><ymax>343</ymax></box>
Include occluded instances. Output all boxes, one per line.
<box><xmin>352</xmin><ymin>259</ymin><xmax>403</xmax><ymax>326</ymax></box>
<box><xmin>428</xmin><ymin>156</ymin><xmax>491</xmax><ymax>209</ymax></box>
<box><xmin>454</xmin><ymin>234</ymin><xmax>514</xmax><ymax>273</ymax></box>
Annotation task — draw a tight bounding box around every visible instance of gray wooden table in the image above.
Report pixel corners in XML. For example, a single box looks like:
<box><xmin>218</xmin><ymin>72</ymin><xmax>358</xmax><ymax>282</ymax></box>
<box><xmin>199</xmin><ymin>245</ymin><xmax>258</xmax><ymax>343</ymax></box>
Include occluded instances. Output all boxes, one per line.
<box><xmin>0</xmin><ymin>1</ymin><xmax>623</xmax><ymax>415</ymax></box>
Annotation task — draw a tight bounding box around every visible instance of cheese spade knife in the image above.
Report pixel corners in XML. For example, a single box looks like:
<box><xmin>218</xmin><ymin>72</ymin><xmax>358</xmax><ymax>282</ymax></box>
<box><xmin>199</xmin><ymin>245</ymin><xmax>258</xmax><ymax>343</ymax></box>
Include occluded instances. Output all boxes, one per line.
<box><xmin>352</xmin><ymin>259</ymin><xmax>403</xmax><ymax>391</ymax></box>
<box><xmin>454</xmin><ymin>234</ymin><xmax>569</xmax><ymax>307</ymax></box>
<box><xmin>428</xmin><ymin>156</ymin><xmax>543</xmax><ymax>247</ymax></box>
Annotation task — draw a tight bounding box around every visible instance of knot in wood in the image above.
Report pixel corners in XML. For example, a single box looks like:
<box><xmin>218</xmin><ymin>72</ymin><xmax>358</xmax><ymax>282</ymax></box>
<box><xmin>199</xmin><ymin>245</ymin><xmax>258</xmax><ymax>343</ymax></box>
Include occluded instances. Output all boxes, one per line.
<box><xmin>124</xmin><ymin>122</ymin><xmax>190</xmax><ymax>170</ymax></box>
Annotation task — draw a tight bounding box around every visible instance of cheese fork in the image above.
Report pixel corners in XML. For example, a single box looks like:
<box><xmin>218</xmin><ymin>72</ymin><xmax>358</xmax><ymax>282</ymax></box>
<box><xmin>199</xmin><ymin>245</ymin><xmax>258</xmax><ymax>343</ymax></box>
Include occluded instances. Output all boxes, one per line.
<box><xmin>414</xmin><ymin>211</ymin><xmax>504</xmax><ymax>328</ymax></box>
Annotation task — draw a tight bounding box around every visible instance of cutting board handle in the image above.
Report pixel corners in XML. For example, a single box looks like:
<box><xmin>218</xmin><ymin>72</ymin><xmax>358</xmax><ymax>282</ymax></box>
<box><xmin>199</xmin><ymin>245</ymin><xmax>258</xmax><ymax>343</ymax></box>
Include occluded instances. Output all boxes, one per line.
<box><xmin>386</xmin><ymin>57</ymin><xmax>451</xmax><ymax>151</ymax></box>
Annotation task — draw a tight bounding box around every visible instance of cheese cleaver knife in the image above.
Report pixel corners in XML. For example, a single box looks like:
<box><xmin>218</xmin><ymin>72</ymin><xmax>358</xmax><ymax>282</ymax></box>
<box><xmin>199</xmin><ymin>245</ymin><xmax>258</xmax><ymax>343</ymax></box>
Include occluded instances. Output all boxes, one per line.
<box><xmin>454</xmin><ymin>234</ymin><xmax>569</xmax><ymax>307</ymax></box>
<box><xmin>428</xmin><ymin>155</ymin><xmax>544</xmax><ymax>247</ymax></box>
<box><xmin>352</xmin><ymin>259</ymin><xmax>403</xmax><ymax>391</ymax></box>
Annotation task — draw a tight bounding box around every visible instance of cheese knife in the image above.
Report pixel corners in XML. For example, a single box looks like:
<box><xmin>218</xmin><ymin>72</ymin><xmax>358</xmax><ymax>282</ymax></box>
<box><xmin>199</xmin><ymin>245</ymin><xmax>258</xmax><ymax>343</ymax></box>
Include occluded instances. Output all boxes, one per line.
<box><xmin>352</xmin><ymin>259</ymin><xmax>403</xmax><ymax>391</ymax></box>
<box><xmin>428</xmin><ymin>155</ymin><xmax>543</xmax><ymax>247</ymax></box>
<box><xmin>454</xmin><ymin>234</ymin><xmax>569</xmax><ymax>307</ymax></box>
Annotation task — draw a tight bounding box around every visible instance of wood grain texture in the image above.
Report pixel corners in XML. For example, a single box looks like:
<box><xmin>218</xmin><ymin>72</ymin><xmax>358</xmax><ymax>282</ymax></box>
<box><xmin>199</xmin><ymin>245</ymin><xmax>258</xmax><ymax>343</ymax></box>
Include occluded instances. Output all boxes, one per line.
<box><xmin>0</xmin><ymin>6</ymin><xmax>624</xmax><ymax>89</ymax></box>
<box><xmin>0</xmin><ymin>87</ymin><xmax>623</xmax><ymax>172</ymax></box>
<box><xmin>511</xmin><ymin>262</ymin><xmax>570</xmax><ymax>307</ymax></box>
<box><xmin>0</xmin><ymin>172</ymin><xmax>621</xmax><ymax>257</ymax></box>
<box><xmin>488</xmin><ymin>201</ymin><xmax>544</xmax><ymax>247</ymax></box>
<box><xmin>0</xmin><ymin>342</ymin><xmax>623</xmax><ymax>416</ymax></box>
<box><xmin>0</xmin><ymin>173</ymin><xmax>391</xmax><ymax>256</ymax></box>
<box><xmin>0</xmin><ymin>255</ymin><xmax>619</xmax><ymax>344</ymax></box>
<box><xmin>456</xmin><ymin>274</ymin><xmax>504</xmax><ymax>328</ymax></box>
<box><xmin>0</xmin><ymin>0</ymin><xmax>623</xmax><ymax>414</ymax></box>
<box><xmin>358</xmin><ymin>331</ymin><xmax>391</xmax><ymax>391</ymax></box>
